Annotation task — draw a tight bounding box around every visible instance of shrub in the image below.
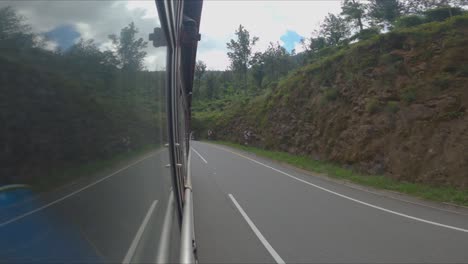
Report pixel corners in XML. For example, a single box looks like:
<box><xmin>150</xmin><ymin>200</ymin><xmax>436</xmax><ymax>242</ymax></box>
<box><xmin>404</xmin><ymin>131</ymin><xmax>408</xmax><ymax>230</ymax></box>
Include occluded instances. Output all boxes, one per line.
<box><xmin>433</xmin><ymin>73</ymin><xmax>451</xmax><ymax>90</ymax></box>
<box><xmin>456</xmin><ymin>64</ymin><xmax>468</xmax><ymax>77</ymax></box>
<box><xmin>358</xmin><ymin>53</ymin><xmax>379</xmax><ymax>68</ymax></box>
<box><xmin>444</xmin><ymin>111</ymin><xmax>464</xmax><ymax>119</ymax></box>
<box><xmin>356</xmin><ymin>27</ymin><xmax>381</xmax><ymax>41</ymax></box>
<box><xmin>437</xmin><ymin>110</ymin><xmax>465</xmax><ymax>121</ymax></box>
<box><xmin>324</xmin><ymin>88</ymin><xmax>338</xmax><ymax>101</ymax></box>
<box><xmin>401</xmin><ymin>87</ymin><xmax>416</xmax><ymax>103</ymax></box>
<box><xmin>385</xmin><ymin>101</ymin><xmax>399</xmax><ymax>113</ymax></box>
<box><xmin>381</xmin><ymin>31</ymin><xmax>406</xmax><ymax>50</ymax></box>
<box><xmin>380</xmin><ymin>53</ymin><xmax>403</xmax><ymax>65</ymax></box>
<box><xmin>451</xmin><ymin>13</ymin><xmax>468</xmax><ymax>27</ymax></box>
<box><xmin>425</xmin><ymin>7</ymin><xmax>463</xmax><ymax>23</ymax></box>
<box><xmin>395</xmin><ymin>15</ymin><xmax>426</xmax><ymax>28</ymax></box>
<box><xmin>366</xmin><ymin>98</ymin><xmax>380</xmax><ymax>113</ymax></box>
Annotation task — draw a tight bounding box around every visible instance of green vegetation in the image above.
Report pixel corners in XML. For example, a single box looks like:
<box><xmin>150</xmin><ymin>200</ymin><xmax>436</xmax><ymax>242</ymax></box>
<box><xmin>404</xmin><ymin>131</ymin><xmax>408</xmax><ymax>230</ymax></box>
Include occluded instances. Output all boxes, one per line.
<box><xmin>425</xmin><ymin>6</ymin><xmax>464</xmax><ymax>22</ymax></box>
<box><xmin>401</xmin><ymin>87</ymin><xmax>417</xmax><ymax>103</ymax></box>
<box><xmin>380</xmin><ymin>53</ymin><xmax>404</xmax><ymax>64</ymax></box>
<box><xmin>324</xmin><ymin>88</ymin><xmax>339</xmax><ymax>101</ymax></box>
<box><xmin>439</xmin><ymin>110</ymin><xmax>465</xmax><ymax>120</ymax></box>
<box><xmin>1</xmin><ymin>6</ymin><xmax>165</xmax><ymax>189</ymax></box>
<box><xmin>395</xmin><ymin>15</ymin><xmax>426</xmax><ymax>28</ymax></box>
<box><xmin>211</xmin><ymin>141</ymin><xmax>468</xmax><ymax>206</ymax></box>
<box><xmin>366</xmin><ymin>98</ymin><xmax>380</xmax><ymax>113</ymax></box>
<box><xmin>193</xmin><ymin>2</ymin><xmax>467</xmax><ymax>111</ymax></box>
<box><xmin>193</xmin><ymin>10</ymin><xmax>468</xmax><ymax>191</ymax></box>
<box><xmin>385</xmin><ymin>101</ymin><xmax>400</xmax><ymax>113</ymax></box>
<box><xmin>433</xmin><ymin>73</ymin><xmax>452</xmax><ymax>90</ymax></box>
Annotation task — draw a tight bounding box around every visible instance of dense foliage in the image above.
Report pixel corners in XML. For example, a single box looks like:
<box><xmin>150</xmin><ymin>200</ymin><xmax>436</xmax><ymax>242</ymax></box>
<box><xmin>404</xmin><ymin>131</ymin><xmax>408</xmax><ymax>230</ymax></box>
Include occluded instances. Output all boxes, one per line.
<box><xmin>0</xmin><ymin>7</ymin><xmax>164</xmax><ymax>189</ymax></box>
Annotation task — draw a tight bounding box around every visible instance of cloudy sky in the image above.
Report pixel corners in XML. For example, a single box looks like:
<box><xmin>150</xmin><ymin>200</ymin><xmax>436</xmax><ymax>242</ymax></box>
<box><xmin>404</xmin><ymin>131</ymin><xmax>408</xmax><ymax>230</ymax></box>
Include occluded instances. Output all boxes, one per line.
<box><xmin>1</xmin><ymin>0</ymin><xmax>342</xmax><ymax>70</ymax></box>
<box><xmin>199</xmin><ymin>1</ymin><xmax>341</xmax><ymax>70</ymax></box>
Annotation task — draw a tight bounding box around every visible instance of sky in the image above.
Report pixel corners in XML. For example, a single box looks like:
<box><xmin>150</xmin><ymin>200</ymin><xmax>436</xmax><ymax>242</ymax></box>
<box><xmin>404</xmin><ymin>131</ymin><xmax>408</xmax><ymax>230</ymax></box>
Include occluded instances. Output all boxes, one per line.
<box><xmin>1</xmin><ymin>0</ymin><xmax>342</xmax><ymax>70</ymax></box>
<box><xmin>198</xmin><ymin>1</ymin><xmax>341</xmax><ymax>70</ymax></box>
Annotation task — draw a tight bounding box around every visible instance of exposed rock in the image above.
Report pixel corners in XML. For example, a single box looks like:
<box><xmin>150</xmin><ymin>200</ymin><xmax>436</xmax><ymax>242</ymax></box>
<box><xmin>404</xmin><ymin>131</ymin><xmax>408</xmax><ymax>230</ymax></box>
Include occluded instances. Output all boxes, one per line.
<box><xmin>207</xmin><ymin>19</ymin><xmax>468</xmax><ymax>189</ymax></box>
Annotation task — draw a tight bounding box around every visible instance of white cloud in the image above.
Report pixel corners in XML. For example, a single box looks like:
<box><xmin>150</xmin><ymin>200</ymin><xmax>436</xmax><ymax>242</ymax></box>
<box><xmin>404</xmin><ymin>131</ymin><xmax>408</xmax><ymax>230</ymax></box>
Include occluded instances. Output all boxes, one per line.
<box><xmin>294</xmin><ymin>41</ymin><xmax>306</xmax><ymax>54</ymax></box>
<box><xmin>1</xmin><ymin>0</ymin><xmax>163</xmax><ymax>69</ymax></box>
<box><xmin>44</xmin><ymin>40</ymin><xmax>58</xmax><ymax>51</ymax></box>
<box><xmin>199</xmin><ymin>1</ymin><xmax>341</xmax><ymax>69</ymax></box>
<box><xmin>2</xmin><ymin>0</ymin><xmax>343</xmax><ymax>70</ymax></box>
<box><xmin>75</xmin><ymin>22</ymin><xmax>94</xmax><ymax>41</ymax></box>
<box><xmin>125</xmin><ymin>0</ymin><xmax>158</xmax><ymax>19</ymax></box>
<box><xmin>144</xmin><ymin>48</ymin><xmax>167</xmax><ymax>71</ymax></box>
<box><xmin>197</xmin><ymin>50</ymin><xmax>230</xmax><ymax>71</ymax></box>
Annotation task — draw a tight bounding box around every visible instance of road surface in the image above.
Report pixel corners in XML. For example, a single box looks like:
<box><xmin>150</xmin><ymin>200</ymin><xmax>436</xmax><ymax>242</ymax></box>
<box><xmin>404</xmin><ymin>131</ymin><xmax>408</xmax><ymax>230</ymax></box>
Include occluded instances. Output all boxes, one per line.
<box><xmin>2</xmin><ymin>141</ymin><xmax>468</xmax><ymax>263</ymax></box>
<box><xmin>191</xmin><ymin>141</ymin><xmax>468</xmax><ymax>263</ymax></box>
<box><xmin>0</xmin><ymin>149</ymin><xmax>178</xmax><ymax>263</ymax></box>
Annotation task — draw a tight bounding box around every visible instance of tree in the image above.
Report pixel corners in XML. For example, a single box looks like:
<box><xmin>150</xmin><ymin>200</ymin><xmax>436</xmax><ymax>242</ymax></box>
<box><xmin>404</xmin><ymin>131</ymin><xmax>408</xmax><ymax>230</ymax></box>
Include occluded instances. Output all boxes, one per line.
<box><xmin>0</xmin><ymin>6</ymin><xmax>35</xmax><ymax>49</ymax></box>
<box><xmin>65</xmin><ymin>39</ymin><xmax>118</xmax><ymax>89</ymax></box>
<box><xmin>194</xmin><ymin>60</ymin><xmax>207</xmax><ymax>93</ymax></box>
<box><xmin>341</xmin><ymin>0</ymin><xmax>366</xmax><ymax>31</ymax></box>
<box><xmin>248</xmin><ymin>42</ymin><xmax>292</xmax><ymax>90</ymax></box>
<box><xmin>300</xmin><ymin>34</ymin><xmax>329</xmax><ymax>65</ymax></box>
<box><xmin>402</xmin><ymin>0</ymin><xmax>466</xmax><ymax>14</ymax></box>
<box><xmin>0</xmin><ymin>7</ymin><xmax>30</xmax><ymax>38</ymax></box>
<box><xmin>309</xmin><ymin>36</ymin><xmax>329</xmax><ymax>53</ymax></box>
<box><xmin>260</xmin><ymin>42</ymin><xmax>291</xmax><ymax>84</ymax></box>
<box><xmin>67</xmin><ymin>39</ymin><xmax>118</xmax><ymax>68</ymax></box>
<box><xmin>368</xmin><ymin>0</ymin><xmax>403</xmax><ymax>27</ymax></box>
<box><xmin>226</xmin><ymin>25</ymin><xmax>259</xmax><ymax>90</ymax></box>
<box><xmin>205</xmin><ymin>74</ymin><xmax>217</xmax><ymax>99</ymax></box>
<box><xmin>250</xmin><ymin>52</ymin><xmax>265</xmax><ymax>89</ymax></box>
<box><xmin>320</xmin><ymin>13</ymin><xmax>351</xmax><ymax>46</ymax></box>
<box><xmin>394</xmin><ymin>15</ymin><xmax>426</xmax><ymax>28</ymax></box>
<box><xmin>353</xmin><ymin>27</ymin><xmax>380</xmax><ymax>40</ymax></box>
<box><xmin>109</xmin><ymin>22</ymin><xmax>148</xmax><ymax>71</ymax></box>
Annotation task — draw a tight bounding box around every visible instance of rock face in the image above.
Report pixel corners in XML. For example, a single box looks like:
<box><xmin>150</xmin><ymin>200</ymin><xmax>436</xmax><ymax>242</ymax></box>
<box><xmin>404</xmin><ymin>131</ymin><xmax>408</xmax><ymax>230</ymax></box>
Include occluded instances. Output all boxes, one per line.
<box><xmin>213</xmin><ymin>17</ymin><xmax>468</xmax><ymax>188</ymax></box>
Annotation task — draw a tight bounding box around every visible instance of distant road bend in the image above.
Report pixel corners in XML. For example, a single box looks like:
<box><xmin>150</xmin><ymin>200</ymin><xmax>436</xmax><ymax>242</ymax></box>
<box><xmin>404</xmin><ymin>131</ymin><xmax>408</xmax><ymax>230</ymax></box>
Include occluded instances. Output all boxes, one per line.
<box><xmin>191</xmin><ymin>141</ymin><xmax>468</xmax><ymax>264</ymax></box>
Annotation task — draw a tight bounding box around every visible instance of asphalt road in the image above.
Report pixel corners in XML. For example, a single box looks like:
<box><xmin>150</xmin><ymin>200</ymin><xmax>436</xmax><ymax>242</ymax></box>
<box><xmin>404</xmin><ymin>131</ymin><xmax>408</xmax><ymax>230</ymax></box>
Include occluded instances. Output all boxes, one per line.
<box><xmin>191</xmin><ymin>141</ymin><xmax>468</xmax><ymax>264</ymax></box>
<box><xmin>0</xmin><ymin>149</ymin><xmax>178</xmax><ymax>263</ymax></box>
<box><xmin>3</xmin><ymin>141</ymin><xmax>468</xmax><ymax>263</ymax></box>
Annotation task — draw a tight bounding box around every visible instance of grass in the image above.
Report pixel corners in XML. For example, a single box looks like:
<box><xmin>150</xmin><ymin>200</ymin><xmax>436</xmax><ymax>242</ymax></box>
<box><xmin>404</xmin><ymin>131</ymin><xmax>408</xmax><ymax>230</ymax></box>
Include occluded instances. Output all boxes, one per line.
<box><xmin>401</xmin><ymin>87</ymin><xmax>417</xmax><ymax>103</ymax></box>
<box><xmin>366</xmin><ymin>98</ymin><xmax>380</xmax><ymax>113</ymax></box>
<box><xmin>211</xmin><ymin>140</ymin><xmax>468</xmax><ymax>207</ymax></box>
<box><xmin>324</xmin><ymin>88</ymin><xmax>338</xmax><ymax>101</ymax></box>
<box><xmin>33</xmin><ymin>144</ymin><xmax>158</xmax><ymax>193</ymax></box>
<box><xmin>385</xmin><ymin>101</ymin><xmax>400</xmax><ymax>113</ymax></box>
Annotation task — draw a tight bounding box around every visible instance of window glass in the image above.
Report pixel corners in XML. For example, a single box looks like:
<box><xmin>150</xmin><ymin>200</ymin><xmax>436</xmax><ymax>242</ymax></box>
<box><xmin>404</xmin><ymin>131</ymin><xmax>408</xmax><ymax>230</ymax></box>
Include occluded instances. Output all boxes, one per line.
<box><xmin>0</xmin><ymin>1</ymin><xmax>178</xmax><ymax>262</ymax></box>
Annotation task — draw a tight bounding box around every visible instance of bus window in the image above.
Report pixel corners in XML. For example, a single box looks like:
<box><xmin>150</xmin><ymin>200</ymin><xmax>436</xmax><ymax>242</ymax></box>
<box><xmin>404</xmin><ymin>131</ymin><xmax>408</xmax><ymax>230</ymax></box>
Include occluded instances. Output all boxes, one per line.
<box><xmin>0</xmin><ymin>1</ymin><xmax>180</xmax><ymax>262</ymax></box>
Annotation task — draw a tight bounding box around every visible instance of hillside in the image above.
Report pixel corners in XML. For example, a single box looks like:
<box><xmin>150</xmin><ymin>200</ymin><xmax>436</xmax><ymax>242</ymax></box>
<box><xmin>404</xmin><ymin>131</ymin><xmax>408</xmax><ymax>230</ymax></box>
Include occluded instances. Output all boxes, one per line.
<box><xmin>0</xmin><ymin>48</ymin><xmax>163</xmax><ymax>190</ymax></box>
<box><xmin>195</xmin><ymin>15</ymin><xmax>468</xmax><ymax>189</ymax></box>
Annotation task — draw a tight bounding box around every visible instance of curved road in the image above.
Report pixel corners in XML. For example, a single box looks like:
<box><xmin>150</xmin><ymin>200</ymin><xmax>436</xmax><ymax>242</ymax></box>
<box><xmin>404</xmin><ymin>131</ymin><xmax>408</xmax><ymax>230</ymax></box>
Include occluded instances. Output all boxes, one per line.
<box><xmin>2</xmin><ymin>141</ymin><xmax>467</xmax><ymax>263</ymax></box>
<box><xmin>191</xmin><ymin>141</ymin><xmax>468</xmax><ymax>263</ymax></box>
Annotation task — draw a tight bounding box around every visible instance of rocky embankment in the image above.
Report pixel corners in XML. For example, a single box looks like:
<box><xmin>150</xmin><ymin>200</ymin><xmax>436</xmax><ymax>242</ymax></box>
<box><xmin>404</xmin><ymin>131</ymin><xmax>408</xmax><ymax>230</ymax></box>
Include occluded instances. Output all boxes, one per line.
<box><xmin>210</xmin><ymin>16</ymin><xmax>468</xmax><ymax>188</ymax></box>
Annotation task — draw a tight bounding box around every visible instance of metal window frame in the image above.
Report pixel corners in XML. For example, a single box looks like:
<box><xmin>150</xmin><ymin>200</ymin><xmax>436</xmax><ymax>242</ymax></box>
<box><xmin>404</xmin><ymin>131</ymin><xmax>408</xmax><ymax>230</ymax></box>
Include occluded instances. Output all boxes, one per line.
<box><xmin>155</xmin><ymin>0</ymin><xmax>202</xmax><ymax>263</ymax></box>
<box><xmin>156</xmin><ymin>0</ymin><xmax>184</xmax><ymax>221</ymax></box>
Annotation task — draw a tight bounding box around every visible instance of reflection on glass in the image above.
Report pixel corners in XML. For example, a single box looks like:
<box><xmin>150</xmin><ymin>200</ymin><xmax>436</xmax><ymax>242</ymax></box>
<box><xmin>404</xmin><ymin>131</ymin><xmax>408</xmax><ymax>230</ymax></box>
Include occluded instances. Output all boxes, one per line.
<box><xmin>0</xmin><ymin>1</ymin><xmax>178</xmax><ymax>262</ymax></box>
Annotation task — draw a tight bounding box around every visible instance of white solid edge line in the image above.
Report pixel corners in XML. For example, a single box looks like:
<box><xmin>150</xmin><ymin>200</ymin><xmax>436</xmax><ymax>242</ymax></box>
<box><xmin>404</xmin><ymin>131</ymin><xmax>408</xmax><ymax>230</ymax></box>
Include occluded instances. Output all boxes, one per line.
<box><xmin>228</xmin><ymin>194</ymin><xmax>286</xmax><ymax>264</ymax></box>
<box><xmin>122</xmin><ymin>199</ymin><xmax>158</xmax><ymax>264</ymax></box>
<box><xmin>191</xmin><ymin>147</ymin><xmax>208</xmax><ymax>164</ymax></box>
<box><xmin>0</xmin><ymin>153</ymin><xmax>157</xmax><ymax>228</ymax></box>
<box><xmin>217</xmin><ymin>146</ymin><xmax>468</xmax><ymax>233</ymax></box>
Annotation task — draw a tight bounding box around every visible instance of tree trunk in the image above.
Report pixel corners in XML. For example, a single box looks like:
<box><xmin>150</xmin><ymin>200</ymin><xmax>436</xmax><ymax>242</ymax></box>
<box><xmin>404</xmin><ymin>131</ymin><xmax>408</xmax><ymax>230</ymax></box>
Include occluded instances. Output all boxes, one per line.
<box><xmin>358</xmin><ymin>17</ymin><xmax>364</xmax><ymax>31</ymax></box>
